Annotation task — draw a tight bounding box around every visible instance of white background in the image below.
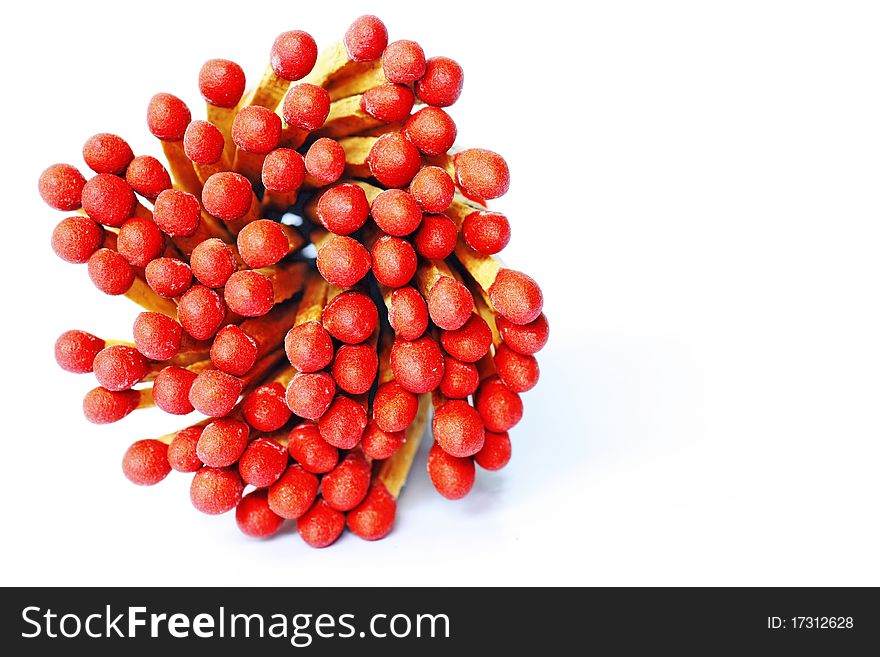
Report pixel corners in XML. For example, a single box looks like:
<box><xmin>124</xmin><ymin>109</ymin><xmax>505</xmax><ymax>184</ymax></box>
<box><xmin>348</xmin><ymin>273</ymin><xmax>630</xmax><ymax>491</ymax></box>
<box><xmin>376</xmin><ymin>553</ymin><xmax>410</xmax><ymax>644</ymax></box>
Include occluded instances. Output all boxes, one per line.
<box><xmin>2</xmin><ymin>0</ymin><xmax>878</xmax><ymax>586</ymax></box>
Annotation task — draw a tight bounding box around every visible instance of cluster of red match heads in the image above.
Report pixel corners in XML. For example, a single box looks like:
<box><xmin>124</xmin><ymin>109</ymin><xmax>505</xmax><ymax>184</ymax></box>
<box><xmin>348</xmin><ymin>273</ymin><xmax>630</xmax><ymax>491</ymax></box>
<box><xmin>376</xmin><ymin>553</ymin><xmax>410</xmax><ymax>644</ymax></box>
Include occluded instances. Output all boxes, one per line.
<box><xmin>42</xmin><ymin>16</ymin><xmax>547</xmax><ymax>547</ymax></box>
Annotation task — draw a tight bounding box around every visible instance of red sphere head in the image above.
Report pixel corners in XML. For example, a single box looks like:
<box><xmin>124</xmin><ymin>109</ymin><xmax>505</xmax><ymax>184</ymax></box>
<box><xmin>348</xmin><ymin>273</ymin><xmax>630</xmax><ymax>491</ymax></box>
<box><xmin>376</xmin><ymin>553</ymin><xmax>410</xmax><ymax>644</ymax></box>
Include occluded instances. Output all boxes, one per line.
<box><xmin>145</xmin><ymin>257</ymin><xmax>192</xmax><ymax>298</ymax></box>
<box><xmin>454</xmin><ymin>148</ymin><xmax>510</xmax><ymax>199</ymax></box>
<box><xmin>318</xmin><ymin>396</ymin><xmax>368</xmax><ymax>449</ymax></box>
<box><xmin>270</xmin><ymin>30</ymin><xmax>318</xmax><ymax>81</ymax></box>
<box><xmin>224</xmin><ymin>270</ymin><xmax>275</xmax><ymax>317</ymax></box>
<box><xmin>52</xmin><ymin>216</ymin><xmax>104</xmax><ymax>264</ymax></box>
<box><xmin>322</xmin><ymin>452</ymin><xmax>371</xmax><ymax>511</ymax></box>
<box><xmin>474</xmin><ymin>375</ymin><xmax>523</xmax><ymax>432</ymax></box>
<box><xmin>488</xmin><ymin>268</ymin><xmax>544</xmax><ymax>325</ymax></box>
<box><xmin>361</xmin><ymin>83</ymin><xmax>415</xmax><ymax>123</ymax></box>
<box><xmin>496</xmin><ymin>312</ymin><xmax>550</xmax><ymax>355</ymax></box>
<box><xmin>304</xmin><ymin>137</ymin><xmax>345</xmax><ymax>185</ymax></box>
<box><xmin>494</xmin><ymin>342</ymin><xmax>540</xmax><ymax>393</ymax></box>
<box><xmin>190</xmin><ymin>466</ymin><xmax>244</xmax><ymax>515</ymax></box>
<box><xmin>440</xmin><ymin>312</ymin><xmax>493</xmax><ymax>362</ymax></box>
<box><xmin>282</xmin><ymin>83</ymin><xmax>331</xmax><ymax>131</ymax></box>
<box><xmin>81</xmin><ymin>174</ymin><xmax>136</xmax><ymax>227</ymax></box>
<box><xmin>372</xmin><ymin>381</ymin><xmax>419</xmax><ymax>433</ymax></box>
<box><xmin>298</xmin><ymin>498</ymin><xmax>345</xmax><ymax>548</ymax></box>
<box><xmin>370</xmin><ymin>188</ymin><xmax>422</xmax><ymax>236</ymax></box>
<box><xmin>390</xmin><ymin>335</ymin><xmax>445</xmax><ymax>394</ymax></box>
<box><xmin>236</xmin><ymin>489</ymin><xmax>284</xmax><ymax>538</ymax></box>
<box><xmin>413</xmin><ymin>214</ymin><xmax>457</xmax><ymax>260</ymax></box>
<box><xmin>167</xmin><ymin>426</ymin><xmax>204</xmax><ymax>472</ymax></box>
<box><xmin>409</xmin><ymin>166</ymin><xmax>454</xmax><ymax>213</ymax></box>
<box><xmin>153</xmin><ymin>189</ymin><xmax>201</xmax><ymax>237</ymax></box>
<box><xmin>415</xmin><ymin>56</ymin><xmax>464</xmax><ymax>107</ymax></box>
<box><xmin>202</xmin><ymin>172</ymin><xmax>253</xmax><ymax>220</ymax></box>
<box><xmin>474</xmin><ymin>430</ymin><xmax>512</xmax><ymax>471</ymax></box>
<box><xmin>285</xmin><ymin>321</ymin><xmax>334</xmax><ymax>372</ymax></box>
<box><xmin>190</xmin><ymin>238</ymin><xmax>238</xmax><ymax>288</ymax></box>
<box><xmin>361</xmin><ymin>420</ymin><xmax>405</xmax><ymax>460</ymax></box>
<box><xmin>188</xmin><ymin>368</ymin><xmax>243</xmax><ymax>417</ymax></box>
<box><xmin>122</xmin><ymin>439</ymin><xmax>171</xmax><ymax>486</ymax></box>
<box><xmin>197</xmin><ymin>417</ymin><xmax>250</xmax><ymax>467</ymax></box>
<box><xmin>183</xmin><ymin>120</ymin><xmax>225</xmax><ymax>165</ymax></box>
<box><xmin>117</xmin><ymin>216</ymin><xmax>165</xmax><ymax>267</ymax></box>
<box><xmin>371</xmin><ymin>235</ymin><xmax>417</xmax><ymax>288</ymax></box>
<box><xmin>55</xmin><ymin>329</ymin><xmax>105</xmax><ymax>373</ymax></box>
<box><xmin>198</xmin><ymin>58</ymin><xmax>246</xmax><ymax>108</ymax></box>
<box><xmin>287</xmin><ymin>422</ymin><xmax>339</xmax><ymax>474</ymax></box>
<box><xmin>427</xmin><ymin>443</ymin><xmax>475</xmax><ymax>500</ymax></box>
<box><xmin>178</xmin><ymin>285</ymin><xmax>226</xmax><ymax>340</ymax></box>
<box><xmin>232</xmin><ymin>105</ymin><xmax>282</xmax><ymax>154</ymax></box>
<box><xmin>439</xmin><ymin>357</ymin><xmax>480</xmax><ymax>399</ymax></box>
<box><xmin>132</xmin><ymin>311</ymin><xmax>182</xmax><ymax>361</ymax></box>
<box><xmin>347</xmin><ymin>483</ymin><xmax>396</xmax><ymax>541</ymax></box>
<box><xmin>83</xmin><ymin>133</ymin><xmax>134</xmax><ymax>175</ymax></box>
<box><xmin>344</xmin><ymin>15</ymin><xmax>388</xmax><ymax>62</ymax></box>
<box><xmin>462</xmin><ymin>211</ymin><xmax>511</xmax><ymax>255</ymax></box>
<box><xmin>316</xmin><ymin>235</ymin><xmax>371</xmax><ymax>288</ymax></box>
<box><xmin>242</xmin><ymin>382</ymin><xmax>291</xmax><ymax>432</ymax></box>
<box><xmin>87</xmin><ymin>248</ymin><xmax>135</xmax><ymax>295</ymax></box>
<box><xmin>147</xmin><ymin>93</ymin><xmax>191</xmax><ymax>141</ymax></box>
<box><xmin>267</xmin><ymin>464</ymin><xmax>319</xmax><ymax>519</ymax></box>
<box><xmin>125</xmin><ymin>155</ymin><xmax>172</xmax><ymax>199</ymax></box>
<box><xmin>322</xmin><ymin>290</ymin><xmax>378</xmax><ymax>344</ymax></box>
<box><xmin>367</xmin><ymin>132</ymin><xmax>421</xmax><ymax>188</ymax></box>
<box><xmin>433</xmin><ymin>399</ymin><xmax>485</xmax><ymax>457</ymax></box>
<box><xmin>262</xmin><ymin>148</ymin><xmax>306</xmax><ymax>194</ymax></box>
<box><xmin>285</xmin><ymin>371</ymin><xmax>336</xmax><ymax>420</ymax></box>
<box><xmin>93</xmin><ymin>345</ymin><xmax>148</xmax><ymax>391</ymax></box>
<box><xmin>316</xmin><ymin>183</ymin><xmax>370</xmax><ymax>235</ymax></box>
<box><xmin>332</xmin><ymin>343</ymin><xmax>379</xmax><ymax>395</ymax></box>
<box><xmin>403</xmin><ymin>106</ymin><xmax>457</xmax><ymax>156</ymax></box>
<box><xmin>210</xmin><ymin>325</ymin><xmax>258</xmax><ymax>376</ymax></box>
<box><xmin>39</xmin><ymin>163</ymin><xmax>86</xmax><ymax>211</ymax></box>
<box><xmin>83</xmin><ymin>387</ymin><xmax>141</xmax><ymax>424</ymax></box>
<box><xmin>427</xmin><ymin>276</ymin><xmax>474</xmax><ymax>330</ymax></box>
<box><xmin>239</xmin><ymin>437</ymin><xmax>289</xmax><ymax>488</ymax></box>
<box><xmin>152</xmin><ymin>366</ymin><xmax>197</xmax><ymax>415</ymax></box>
<box><xmin>387</xmin><ymin>286</ymin><xmax>429</xmax><ymax>341</ymax></box>
<box><xmin>382</xmin><ymin>40</ymin><xmax>426</xmax><ymax>84</ymax></box>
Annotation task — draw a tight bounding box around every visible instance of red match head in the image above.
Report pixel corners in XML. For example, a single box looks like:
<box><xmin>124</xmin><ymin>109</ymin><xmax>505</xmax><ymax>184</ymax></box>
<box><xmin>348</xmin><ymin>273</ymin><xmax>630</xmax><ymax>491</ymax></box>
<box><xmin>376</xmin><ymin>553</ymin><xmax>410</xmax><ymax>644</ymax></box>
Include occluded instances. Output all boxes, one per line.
<box><xmin>372</xmin><ymin>381</ymin><xmax>418</xmax><ymax>433</ymax></box>
<box><xmin>147</xmin><ymin>93</ymin><xmax>191</xmax><ymax>141</ymax></box>
<box><xmin>51</xmin><ymin>216</ymin><xmax>104</xmax><ymax>264</ymax></box>
<box><xmin>361</xmin><ymin>83</ymin><xmax>415</xmax><ymax>123</ymax></box>
<box><xmin>298</xmin><ymin>498</ymin><xmax>345</xmax><ymax>548</ymax></box>
<box><xmin>87</xmin><ymin>248</ymin><xmax>135</xmax><ymax>295</ymax></box>
<box><xmin>371</xmin><ymin>235</ymin><xmax>417</xmax><ymax>288</ymax></box>
<box><xmin>387</xmin><ymin>286</ymin><xmax>429</xmax><ymax>341</ymax></box>
<box><xmin>322</xmin><ymin>290</ymin><xmax>379</xmax><ymax>344</ymax></box>
<box><xmin>347</xmin><ymin>482</ymin><xmax>396</xmax><ymax>541</ymax></box>
<box><xmin>454</xmin><ymin>148</ymin><xmax>510</xmax><ymax>200</ymax></box>
<box><xmin>304</xmin><ymin>137</ymin><xmax>345</xmax><ymax>185</ymax></box>
<box><xmin>287</xmin><ymin>422</ymin><xmax>339</xmax><ymax>474</ymax></box>
<box><xmin>125</xmin><ymin>155</ymin><xmax>172</xmax><ymax>199</ymax></box>
<box><xmin>285</xmin><ymin>371</ymin><xmax>336</xmax><ymax>420</ymax></box>
<box><xmin>39</xmin><ymin>163</ymin><xmax>86</xmax><ymax>211</ymax></box>
<box><xmin>122</xmin><ymin>439</ymin><xmax>171</xmax><ymax>486</ymax></box>
<box><xmin>282</xmin><ymin>83</ymin><xmax>330</xmax><ymax>131</ymax></box>
<box><xmin>83</xmin><ymin>387</ymin><xmax>141</xmax><ymax>424</ymax></box>
<box><xmin>440</xmin><ymin>312</ymin><xmax>492</xmax><ymax>362</ymax></box>
<box><xmin>177</xmin><ymin>285</ymin><xmax>226</xmax><ymax>340</ymax></box>
<box><xmin>190</xmin><ymin>238</ymin><xmax>238</xmax><ymax>288</ymax></box>
<box><xmin>488</xmin><ymin>268</ymin><xmax>544</xmax><ymax>325</ymax></box>
<box><xmin>270</xmin><ymin>30</ymin><xmax>318</xmax><ymax>81</ymax></box>
<box><xmin>211</xmin><ymin>325</ymin><xmax>258</xmax><ymax>376</ymax></box>
<box><xmin>145</xmin><ymin>257</ymin><xmax>193</xmax><ymax>298</ymax></box>
<box><xmin>462</xmin><ymin>210</ymin><xmax>511</xmax><ymax>255</ymax></box>
<box><xmin>409</xmin><ymin>166</ymin><xmax>454</xmax><ymax>213</ymax></box>
<box><xmin>433</xmin><ymin>399</ymin><xmax>485</xmax><ymax>457</ymax></box>
<box><xmin>413</xmin><ymin>214</ymin><xmax>457</xmax><ymax>259</ymax></box>
<box><xmin>427</xmin><ymin>443</ymin><xmax>475</xmax><ymax>500</ymax></box>
<box><xmin>183</xmin><ymin>120</ymin><xmax>225</xmax><ymax>165</ymax></box>
<box><xmin>152</xmin><ymin>366</ymin><xmax>197</xmax><ymax>415</ymax></box>
<box><xmin>321</xmin><ymin>452</ymin><xmax>371</xmax><ymax>511</ymax></box>
<box><xmin>316</xmin><ymin>235</ymin><xmax>371</xmax><ymax>288</ymax></box>
<box><xmin>316</xmin><ymin>183</ymin><xmax>370</xmax><ymax>235</ymax></box>
<box><xmin>202</xmin><ymin>172</ymin><xmax>253</xmax><ymax>220</ymax></box>
<box><xmin>285</xmin><ymin>320</ymin><xmax>334</xmax><ymax>373</ymax></box>
<box><xmin>439</xmin><ymin>356</ymin><xmax>480</xmax><ymax>399</ymax></box>
<box><xmin>224</xmin><ymin>270</ymin><xmax>275</xmax><ymax>317</ymax></box>
<box><xmin>367</xmin><ymin>132</ymin><xmax>421</xmax><ymax>188</ymax></box>
<box><xmin>390</xmin><ymin>335</ymin><xmax>445</xmax><ymax>393</ymax></box>
<box><xmin>496</xmin><ymin>312</ymin><xmax>549</xmax><ymax>355</ymax></box>
<box><xmin>318</xmin><ymin>395</ymin><xmax>368</xmax><ymax>449</ymax></box>
<box><xmin>198</xmin><ymin>59</ymin><xmax>246</xmax><ymax>108</ymax></box>
<box><xmin>153</xmin><ymin>189</ymin><xmax>202</xmax><ymax>238</ymax></box>
<box><xmin>132</xmin><ymin>311</ymin><xmax>182</xmax><ymax>361</ymax></box>
<box><xmin>232</xmin><ymin>105</ymin><xmax>282</xmax><ymax>154</ymax></box>
<box><xmin>117</xmin><ymin>217</ymin><xmax>165</xmax><ymax>267</ymax></box>
<box><xmin>190</xmin><ymin>466</ymin><xmax>244</xmax><ymax>515</ymax></box>
<box><xmin>267</xmin><ymin>463</ymin><xmax>319</xmax><ymax>519</ymax></box>
<box><xmin>237</xmin><ymin>218</ymin><xmax>288</xmax><ymax>269</ymax></box>
<box><xmin>81</xmin><ymin>174</ymin><xmax>136</xmax><ymax>227</ymax></box>
<box><xmin>82</xmin><ymin>133</ymin><xmax>134</xmax><ymax>175</ymax></box>
<box><xmin>93</xmin><ymin>344</ymin><xmax>148</xmax><ymax>391</ymax></box>
<box><xmin>382</xmin><ymin>40</ymin><xmax>426</xmax><ymax>84</ymax></box>
<box><xmin>494</xmin><ymin>342</ymin><xmax>540</xmax><ymax>393</ymax></box>
<box><xmin>188</xmin><ymin>368</ymin><xmax>242</xmax><ymax>417</ymax></box>
<box><xmin>427</xmin><ymin>276</ymin><xmax>474</xmax><ymax>330</ymax></box>
<box><xmin>403</xmin><ymin>106</ymin><xmax>457</xmax><ymax>156</ymax></box>
<box><xmin>261</xmin><ymin>148</ymin><xmax>305</xmax><ymax>194</ymax></box>
<box><xmin>332</xmin><ymin>343</ymin><xmax>379</xmax><ymax>395</ymax></box>
<box><xmin>474</xmin><ymin>375</ymin><xmax>523</xmax><ymax>432</ymax></box>
<box><xmin>239</xmin><ymin>437</ymin><xmax>289</xmax><ymax>488</ymax></box>
<box><xmin>344</xmin><ymin>15</ymin><xmax>388</xmax><ymax>62</ymax></box>
<box><xmin>370</xmin><ymin>188</ymin><xmax>422</xmax><ymax>236</ymax></box>
<box><xmin>415</xmin><ymin>56</ymin><xmax>464</xmax><ymax>107</ymax></box>
<box><xmin>242</xmin><ymin>382</ymin><xmax>292</xmax><ymax>432</ymax></box>
<box><xmin>474</xmin><ymin>430</ymin><xmax>511</xmax><ymax>471</ymax></box>
<box><xmin>236</xmin><ymin>490</ymin><xmax>284</xmax><ymax>539</ymax></box>
<box><xmin>361</xmin><ymin>420</ymin><xmax>405</xmax><ymax>461</ymax></box>
<box><xmin>167</xmin><ymin>426</ymin><xmax>204</xmax><ymax>472</ymax></box>
<box><xmin>196</xmin><ymin>417</ymin><xmax>250</xmax><ymax>468</ymax></box>
<box><xmin>55</xmin><ymin>329</ymin><xmax>105</xmax><ymax>373</ymax></box>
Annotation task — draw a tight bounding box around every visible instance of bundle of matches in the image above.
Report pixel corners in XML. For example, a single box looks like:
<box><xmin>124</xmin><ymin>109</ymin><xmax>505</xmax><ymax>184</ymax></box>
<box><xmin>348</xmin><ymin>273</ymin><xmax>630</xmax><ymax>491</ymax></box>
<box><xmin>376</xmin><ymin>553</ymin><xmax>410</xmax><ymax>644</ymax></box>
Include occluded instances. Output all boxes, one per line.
<box><xmin>41</xmin><ymin>15</ymin><xmax>548</xmax><ymax>547</ymax></box>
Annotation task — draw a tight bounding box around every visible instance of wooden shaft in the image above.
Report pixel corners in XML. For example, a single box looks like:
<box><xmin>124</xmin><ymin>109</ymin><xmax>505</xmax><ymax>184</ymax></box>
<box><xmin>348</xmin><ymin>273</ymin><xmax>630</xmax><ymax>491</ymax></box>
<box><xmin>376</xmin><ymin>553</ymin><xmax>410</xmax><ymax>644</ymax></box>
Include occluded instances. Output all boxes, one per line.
<box><xmin>378</xmin><ymin>393</ymin><xmax>430</xmax><ymax>498</ymax></box>
<box><xmin>238</xmin><ymin>295</ymin><xmax>301</xmax><ymax>356</ymax></box>
<box><xmin>313</xmin><ymin>95</ymin><xmax>382</xmax><ymax>139</ymax></box>
<box><xmin>294</xmin><ymin>268</ymin><xmax>330</xmax><ymax>325</ymax></box>
<box><xmin>206</xmin><ymin>105</ymin><xmax>238</xmax><ymax>165</ymax></box>
<box><xmin>246</xmin><ymin>66</ymin><xmax>290</xmax><ymax>111</ymax></box>
<box><xmin>161</xmin><ymin>141</ymin><xmax>204</xmax><ymax>196</ymax></box>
